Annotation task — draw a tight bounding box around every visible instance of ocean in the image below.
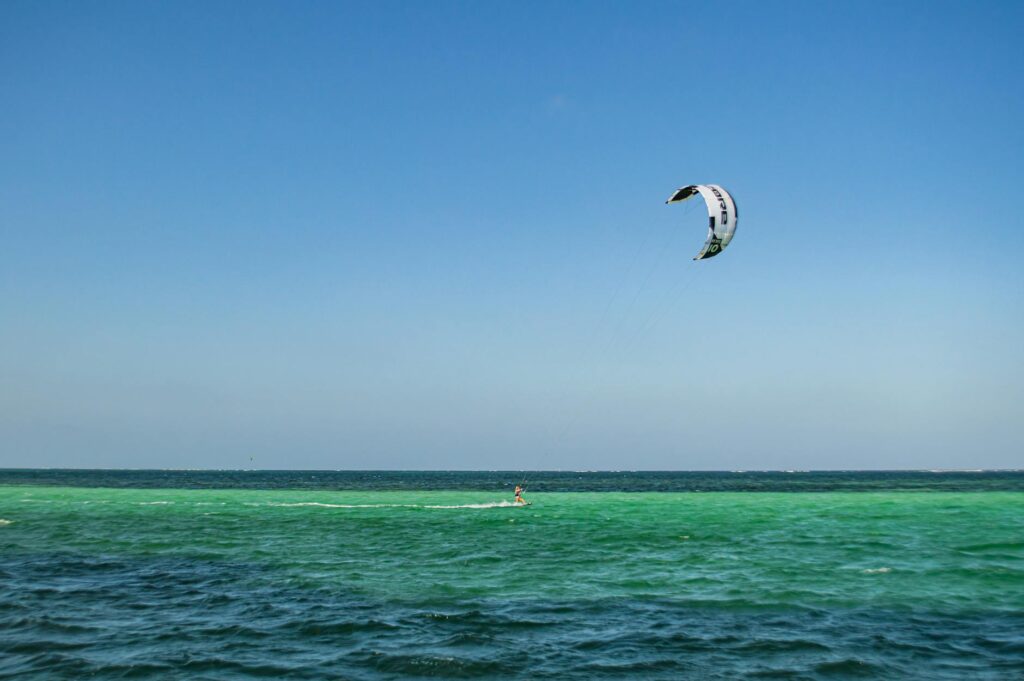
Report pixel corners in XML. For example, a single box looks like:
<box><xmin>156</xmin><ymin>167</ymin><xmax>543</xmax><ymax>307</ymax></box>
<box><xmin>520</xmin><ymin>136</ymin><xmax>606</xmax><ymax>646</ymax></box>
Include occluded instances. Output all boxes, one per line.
<box><xmin>1</xmin><ymin>470</ymin><xmax>1022</xmax><ymax>679</ymax></box>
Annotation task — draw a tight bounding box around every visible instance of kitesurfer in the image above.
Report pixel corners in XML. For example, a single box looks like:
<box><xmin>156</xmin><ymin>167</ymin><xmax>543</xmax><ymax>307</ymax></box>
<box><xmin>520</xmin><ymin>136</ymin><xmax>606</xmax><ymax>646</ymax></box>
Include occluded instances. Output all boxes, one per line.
<box><xmin>514</xmin><ymin>485</ymin><xmax>526</xmax><ymax>504</ymax></box>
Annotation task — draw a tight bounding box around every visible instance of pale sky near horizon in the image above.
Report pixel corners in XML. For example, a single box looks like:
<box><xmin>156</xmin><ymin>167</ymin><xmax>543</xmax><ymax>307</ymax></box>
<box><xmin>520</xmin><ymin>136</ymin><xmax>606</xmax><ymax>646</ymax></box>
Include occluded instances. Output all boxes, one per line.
<box><xmin>2</xmin><ymin>1</ymin><xmax>1022</xmax><ymax>470</ymax></box>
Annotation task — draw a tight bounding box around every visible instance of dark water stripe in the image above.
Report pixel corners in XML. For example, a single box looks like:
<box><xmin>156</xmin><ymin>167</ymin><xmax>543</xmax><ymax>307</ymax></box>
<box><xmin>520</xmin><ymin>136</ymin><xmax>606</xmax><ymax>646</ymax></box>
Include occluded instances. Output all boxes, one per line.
<box><xmin>2</xmin><ymin>469</ymin><xmax>1023</xmax><ymax>492</ymax></box>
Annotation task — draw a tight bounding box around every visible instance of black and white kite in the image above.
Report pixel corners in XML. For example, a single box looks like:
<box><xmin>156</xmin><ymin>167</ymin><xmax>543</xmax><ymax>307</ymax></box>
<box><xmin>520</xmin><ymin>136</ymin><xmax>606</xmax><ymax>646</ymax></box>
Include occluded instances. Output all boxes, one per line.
<box><xmin>666</xmin><ymin>184</ymin><xmax>738</xmax><ymax>260</ymax></box>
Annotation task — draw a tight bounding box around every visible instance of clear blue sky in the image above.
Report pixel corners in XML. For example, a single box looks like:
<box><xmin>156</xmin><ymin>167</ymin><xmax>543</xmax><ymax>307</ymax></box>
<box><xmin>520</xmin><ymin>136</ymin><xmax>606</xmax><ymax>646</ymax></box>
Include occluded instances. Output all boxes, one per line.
<box><xmin>2</xmin><ymin>1</ymin><xmax>1022</xmax><ymax>470</ymax></box>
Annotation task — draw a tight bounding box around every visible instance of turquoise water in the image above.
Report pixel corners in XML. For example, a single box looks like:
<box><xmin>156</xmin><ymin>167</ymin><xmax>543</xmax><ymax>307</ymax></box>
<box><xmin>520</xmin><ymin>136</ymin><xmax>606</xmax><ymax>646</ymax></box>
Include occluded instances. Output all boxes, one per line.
<box><xmin>2</xmin><ymin>472</ymin><xmax>1023</xmax><ymax>678</ymax></box>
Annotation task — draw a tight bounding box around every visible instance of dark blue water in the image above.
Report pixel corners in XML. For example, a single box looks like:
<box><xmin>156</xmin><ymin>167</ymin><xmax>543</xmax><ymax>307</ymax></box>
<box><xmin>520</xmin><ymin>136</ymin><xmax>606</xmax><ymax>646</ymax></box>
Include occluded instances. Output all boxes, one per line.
<box><xmin>2</xmin><ymin>468</ymin><xmax>1022</xmax><ymax>492</ymax></box>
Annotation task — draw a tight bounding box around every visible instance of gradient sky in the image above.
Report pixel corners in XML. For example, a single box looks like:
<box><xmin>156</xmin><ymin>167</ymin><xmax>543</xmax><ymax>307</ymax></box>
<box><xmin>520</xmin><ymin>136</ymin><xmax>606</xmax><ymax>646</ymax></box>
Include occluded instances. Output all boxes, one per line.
<box><xmin>2</xmin><ymin>1</ymin><xmax>1022</xmax><ymax>470</ymax></box>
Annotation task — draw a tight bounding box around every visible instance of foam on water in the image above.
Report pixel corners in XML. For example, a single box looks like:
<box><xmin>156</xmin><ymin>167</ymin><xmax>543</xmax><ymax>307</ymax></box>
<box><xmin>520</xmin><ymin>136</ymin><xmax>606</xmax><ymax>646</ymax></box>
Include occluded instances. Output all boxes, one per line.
<box><xmin>424</xmin><ymin>501</ymin><xmax>522</xmax><ymax>509</ymax></box>
<box><xmin>268</xmin><ymin>500</ymin><xmax>523</xmax><ymax>510</ymax></box>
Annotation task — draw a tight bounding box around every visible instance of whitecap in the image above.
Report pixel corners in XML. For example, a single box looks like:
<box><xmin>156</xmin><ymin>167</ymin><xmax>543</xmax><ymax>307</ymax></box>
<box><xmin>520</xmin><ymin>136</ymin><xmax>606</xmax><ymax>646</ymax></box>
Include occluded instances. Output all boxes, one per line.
<box><xmin>862</xmin><ymin>567</ymin><xmax>892</xmax><ymax>574</ymax></box>
<box><xmin>424</xmin><ymin>501</ymin><xmax>520</xmax><ymax>509</ymax></box>
<box><xmin>267</xmin><ymin>501</ymin><xmax>523</xmax><ymax>510</ymax></box>
<box><xmin>0</xmin><ymin>519</ymin><xmax>12</xmax><ymax>526</ymax></box>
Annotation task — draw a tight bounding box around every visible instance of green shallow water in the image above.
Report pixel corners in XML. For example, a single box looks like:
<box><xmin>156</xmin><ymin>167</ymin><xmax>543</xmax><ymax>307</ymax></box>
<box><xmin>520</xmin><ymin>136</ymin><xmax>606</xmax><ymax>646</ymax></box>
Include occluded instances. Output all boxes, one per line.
<box><xmin>2</xmin><ymin>484</ymin><xmax>1023</xmax><ymax>678</ymax></box>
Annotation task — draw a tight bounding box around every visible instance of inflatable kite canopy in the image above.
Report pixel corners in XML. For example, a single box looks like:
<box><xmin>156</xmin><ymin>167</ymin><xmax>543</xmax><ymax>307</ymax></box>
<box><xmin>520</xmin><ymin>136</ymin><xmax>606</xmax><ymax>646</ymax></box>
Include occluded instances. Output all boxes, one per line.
<box><xmin>666</xmin><ymin>184</ymin><xmax>738</xmax><ymax>260</ymax></box>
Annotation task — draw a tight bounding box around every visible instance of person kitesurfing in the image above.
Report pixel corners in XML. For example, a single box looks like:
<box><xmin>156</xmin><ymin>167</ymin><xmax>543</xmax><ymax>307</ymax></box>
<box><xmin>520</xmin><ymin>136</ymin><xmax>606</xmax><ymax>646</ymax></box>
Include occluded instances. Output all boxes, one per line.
<box><xmin>514</xmin><ymin>484</ymin><xmax>526</xmax><ymax>505</ymax></box>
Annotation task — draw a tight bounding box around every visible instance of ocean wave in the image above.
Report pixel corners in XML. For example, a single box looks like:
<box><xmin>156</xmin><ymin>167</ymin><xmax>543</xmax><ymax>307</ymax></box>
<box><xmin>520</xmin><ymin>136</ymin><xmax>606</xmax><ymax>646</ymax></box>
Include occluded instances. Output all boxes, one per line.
<box><xmin>425</xmin><ymin>502</ymin><xmax>521</xmax><ymax>509</ymax></box>
<box><xmin>266</xmin><ymin>501</ymin><xmax>523</xmax><ymax>510</ymax></box>
<box><xmin>0</xmin><ymin>519</ymin><xmax>12</xmax><ymax>526</ymax></box>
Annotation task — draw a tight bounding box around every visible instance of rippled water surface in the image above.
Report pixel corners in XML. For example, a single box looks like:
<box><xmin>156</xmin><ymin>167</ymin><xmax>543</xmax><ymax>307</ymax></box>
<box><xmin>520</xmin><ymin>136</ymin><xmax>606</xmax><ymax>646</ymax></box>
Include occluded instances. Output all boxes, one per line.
<box><xmin>2</xmin><ymin>471</ymin><xmax>1023</xmax><ymax>679</ymax></box>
